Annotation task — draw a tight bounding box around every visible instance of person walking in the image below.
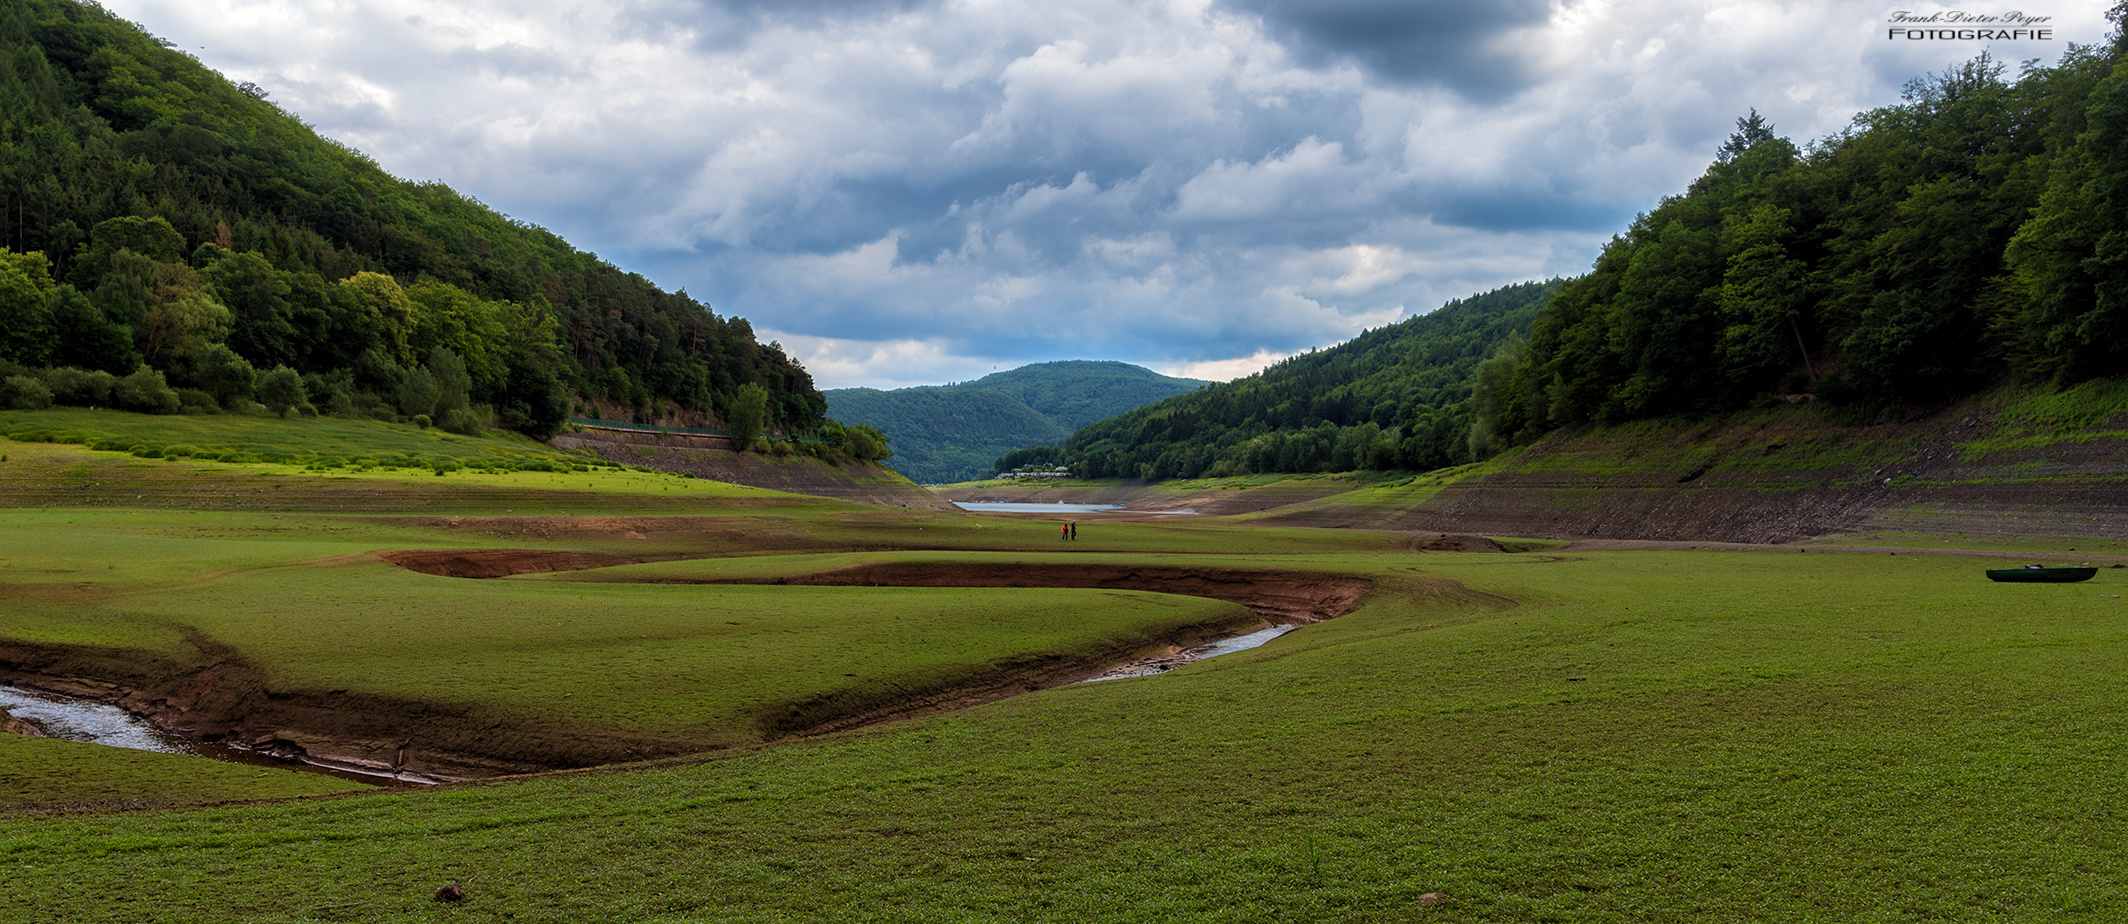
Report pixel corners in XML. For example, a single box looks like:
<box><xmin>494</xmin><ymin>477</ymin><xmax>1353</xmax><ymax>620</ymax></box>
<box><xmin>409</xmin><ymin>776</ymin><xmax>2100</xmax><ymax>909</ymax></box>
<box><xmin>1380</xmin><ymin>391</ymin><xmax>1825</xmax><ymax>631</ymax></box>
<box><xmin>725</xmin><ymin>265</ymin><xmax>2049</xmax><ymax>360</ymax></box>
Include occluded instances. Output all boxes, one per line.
<box><xmin>1069</xmin><ymin>521</ymin><xmax>1078</xmax><ymax>540</ymax></box>
<box><xmin>1061</xmin><ymin>522</ymin><xmax>1070</xmax><ymax>541</ymax></box>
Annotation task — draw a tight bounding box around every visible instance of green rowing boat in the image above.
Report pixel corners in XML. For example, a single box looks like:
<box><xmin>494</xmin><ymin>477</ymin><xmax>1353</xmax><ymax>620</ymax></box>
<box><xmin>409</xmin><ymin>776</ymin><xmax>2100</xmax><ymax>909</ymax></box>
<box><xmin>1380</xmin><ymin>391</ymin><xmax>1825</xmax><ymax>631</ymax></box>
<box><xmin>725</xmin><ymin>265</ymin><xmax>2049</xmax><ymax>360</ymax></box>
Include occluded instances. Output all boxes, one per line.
<box><xmin>1986</xmin><ymin>566</ymin><xmax>2098</xmax><ymax>583</ymax></box>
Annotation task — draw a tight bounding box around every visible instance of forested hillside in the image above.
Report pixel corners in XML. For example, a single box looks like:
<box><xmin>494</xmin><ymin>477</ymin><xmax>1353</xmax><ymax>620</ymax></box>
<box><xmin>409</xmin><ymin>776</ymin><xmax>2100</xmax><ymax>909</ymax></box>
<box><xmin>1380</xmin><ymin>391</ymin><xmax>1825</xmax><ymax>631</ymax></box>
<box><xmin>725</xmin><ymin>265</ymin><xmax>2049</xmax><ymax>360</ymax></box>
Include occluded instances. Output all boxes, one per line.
<box><xmin>825</xmin><ymin>387</ymin><xmax>1068</xmax><ymax>484</ymax></box>
<box><xmin>824</xmin><ymin>361</ymin><xmax>1203</xmax><ymax>483</ymax></box>
<box><xmin>960</xmin><ymin>361</ymin><xmax>1209</xmax><ymax>431</ymax></box>
<box><xmin>1048</xmin><ymin>28</ymin><xmax>2128</xmax><ymax>482</ymax></box>
<box><xmin>0</xmin><ymin>0</ymin><xmax>828</xmax><ymax>440</ymax></box>
<box><xmin>1052</xmin><ymin>281</ymin><xmax>1558</xmax><ymax>479</ymax></box>
<box><xmin>1497</xmin><ymin>35</ymin><xmax>2128</xmax><ymax>441</ymax></box>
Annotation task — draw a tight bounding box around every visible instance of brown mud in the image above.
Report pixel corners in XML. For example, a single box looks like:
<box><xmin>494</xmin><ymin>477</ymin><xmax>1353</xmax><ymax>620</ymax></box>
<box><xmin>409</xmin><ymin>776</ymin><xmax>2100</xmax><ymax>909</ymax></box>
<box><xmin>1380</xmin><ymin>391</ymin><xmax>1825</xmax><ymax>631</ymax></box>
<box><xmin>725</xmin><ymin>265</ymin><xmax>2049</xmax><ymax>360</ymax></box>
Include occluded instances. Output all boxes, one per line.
<box><xmin>614</xmin><ymin>560</ymin><xmax>1375</xmax><ymax>624</ymax></box>
<box><xmin>1408</xmin><ymin>533</ymin><xmax>1510</xmax><ymax>553</ymax></box>
<box><xmin>381</xmin><ymin>548</ymin><xmax>640</xmax><ymax>579</ymax></box>
<box><xmin>752</xmin><ymin>609</ymin><xmax>1270</xmax><ymax>740</ymax></box>
<box><xmin>0</xmin><ymin>636</ymin><xmax>565</xmax><ymax>782</ymax></box>
<box><xmin>1</xmin><ymin>710</ymin><xmax>41</xmax><ymax>737</ymax></box>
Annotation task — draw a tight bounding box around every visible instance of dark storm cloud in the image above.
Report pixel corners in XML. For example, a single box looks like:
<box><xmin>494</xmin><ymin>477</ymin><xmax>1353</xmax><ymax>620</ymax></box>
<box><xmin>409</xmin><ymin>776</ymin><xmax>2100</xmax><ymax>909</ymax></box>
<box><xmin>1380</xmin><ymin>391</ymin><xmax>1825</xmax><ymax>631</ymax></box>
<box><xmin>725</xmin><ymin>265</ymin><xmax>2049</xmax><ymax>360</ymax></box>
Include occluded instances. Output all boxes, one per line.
<box><xmin>1222</xmin><ymin>0</ymin><xmax>1552</xmax><ymax>98</ymax></box>
<box><xmin>613</xmin><ymin>0</ymin><xmax>937</xmax><ymax>50</ymax></box>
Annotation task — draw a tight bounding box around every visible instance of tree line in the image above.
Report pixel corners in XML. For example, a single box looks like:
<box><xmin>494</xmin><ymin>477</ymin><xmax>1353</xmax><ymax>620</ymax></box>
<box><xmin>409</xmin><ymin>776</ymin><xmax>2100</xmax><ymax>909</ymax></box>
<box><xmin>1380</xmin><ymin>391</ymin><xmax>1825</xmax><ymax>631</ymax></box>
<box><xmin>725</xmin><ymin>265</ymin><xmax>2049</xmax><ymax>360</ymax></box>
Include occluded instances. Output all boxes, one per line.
<box><xmin>0</xmin><ymin>0</ymin><xmax>838</xmax><ymax>444</ymax></box>
<box><xmin>1493</xmin><ymin>30</ymin><xmax>2128</xmax><ymax>441</ymax></box>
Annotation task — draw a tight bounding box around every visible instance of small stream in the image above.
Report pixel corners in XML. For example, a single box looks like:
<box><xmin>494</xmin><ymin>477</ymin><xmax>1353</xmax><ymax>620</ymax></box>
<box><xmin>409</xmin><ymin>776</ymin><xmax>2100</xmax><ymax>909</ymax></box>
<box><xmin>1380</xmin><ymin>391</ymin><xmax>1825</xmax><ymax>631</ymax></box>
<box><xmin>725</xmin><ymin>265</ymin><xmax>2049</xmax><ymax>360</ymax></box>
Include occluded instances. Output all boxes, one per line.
<box><xmin>2</xmin><ymin>619</ymin><xmax>1306</xmax><ymax>781</ymax></box>
<box><xmin>0</xmin><ymin>685</ymin><xmax>411</xmax><ymax>787</ymax></box>
<box><xmin>1079</xmin><ymin>623</ymin><xmax>1301</xmax><ymax>683</ymax></box>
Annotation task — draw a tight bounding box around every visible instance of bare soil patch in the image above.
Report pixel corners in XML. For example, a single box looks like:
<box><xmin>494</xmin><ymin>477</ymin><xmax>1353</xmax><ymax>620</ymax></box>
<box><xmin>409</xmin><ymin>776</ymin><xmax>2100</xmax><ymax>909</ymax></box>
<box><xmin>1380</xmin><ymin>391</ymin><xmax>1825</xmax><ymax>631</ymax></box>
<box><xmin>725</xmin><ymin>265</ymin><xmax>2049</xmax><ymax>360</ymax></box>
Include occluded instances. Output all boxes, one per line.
<box><xmin>1</xmin><ymin>711</ymin><xmax>41</xmax><ymax>737</ymax></box>
<box><xmin>752</xmin><ymin>616</ymin><xmax>1269</xmax><ymax>740</ymax></box>
<box><xmin>1409</xmin><ymin>533</ymin><xmax>1509</xmax><ymax>553</ymax></box>
<box><xmin>0</xmin><ymin>635</ymin><xmax>568</xmax><ymax>781</ymax></box>
<box><xmin>641</xmin><ymin>561</ymin><xmax>1374</xmax><ymax>624</ymax></box>
<box><xmin>381</xmin><ymin>549</ymin><xmax>640</xmax><ymax>579</ymax></box>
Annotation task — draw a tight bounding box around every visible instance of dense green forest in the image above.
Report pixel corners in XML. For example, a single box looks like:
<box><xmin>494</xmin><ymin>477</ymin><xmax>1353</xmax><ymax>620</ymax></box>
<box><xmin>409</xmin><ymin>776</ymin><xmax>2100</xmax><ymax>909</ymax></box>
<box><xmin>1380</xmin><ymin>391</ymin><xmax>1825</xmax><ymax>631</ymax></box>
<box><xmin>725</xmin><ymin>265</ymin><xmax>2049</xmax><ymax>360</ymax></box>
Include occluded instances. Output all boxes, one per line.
<box><xmin>1051</xmin><ymin>281</ymin><xmax>1558</xmax><ymax>479</ymax></box>
<box><xmin>959</xmin><ymin>361</ymin><xmax>1209</xmax><ymax>431</ymax></box>
<box><xmin>825</xmin><ymin>361</ymin><xmax>1203</xmax><ymax>483</ymax></box>
<box><xmin>1047</xmin><ymin>25</ymin><xmax>2128</xmax><ymax>482</ymax></box>
<box><xmin>826</xmin><ymin>387</ymin><xmax>1068</xmax><ymax>484</ymax></box>
<box><xmin>1495</xmin><ymin>32</ymin><xmax>2128</xmax><ymax>440</ymax></box>
<box><xmin>0</xmin><ymin>0</ymin><xmax>835</xmax><ymax>443</ymax></box>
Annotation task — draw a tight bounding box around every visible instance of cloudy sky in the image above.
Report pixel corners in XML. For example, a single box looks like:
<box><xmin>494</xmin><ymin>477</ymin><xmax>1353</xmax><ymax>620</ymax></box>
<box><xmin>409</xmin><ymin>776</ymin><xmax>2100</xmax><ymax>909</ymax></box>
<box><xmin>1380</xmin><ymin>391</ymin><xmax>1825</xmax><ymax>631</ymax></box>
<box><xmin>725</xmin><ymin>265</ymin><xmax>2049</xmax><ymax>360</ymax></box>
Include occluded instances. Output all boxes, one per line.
<box><xmin>105</xmin><ymin>0</ymin><xmax>2116</xmax><ymax>388</ymax></box>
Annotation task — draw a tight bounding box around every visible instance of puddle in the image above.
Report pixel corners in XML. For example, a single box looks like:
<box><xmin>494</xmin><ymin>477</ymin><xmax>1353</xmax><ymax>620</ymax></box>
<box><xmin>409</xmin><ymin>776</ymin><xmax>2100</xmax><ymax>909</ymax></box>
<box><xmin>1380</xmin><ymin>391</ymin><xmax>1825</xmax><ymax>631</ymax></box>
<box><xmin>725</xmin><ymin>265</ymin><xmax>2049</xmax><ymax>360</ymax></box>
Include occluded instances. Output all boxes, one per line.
<box><xmin>0</xmin><ymin>685</ymin><xmax>415</xmax><ymax>786</ymax></box>
<box><xmin>1080</xmin><ymin>623</ymin><xmax>1301</xmax><ymax>683</ymax></box>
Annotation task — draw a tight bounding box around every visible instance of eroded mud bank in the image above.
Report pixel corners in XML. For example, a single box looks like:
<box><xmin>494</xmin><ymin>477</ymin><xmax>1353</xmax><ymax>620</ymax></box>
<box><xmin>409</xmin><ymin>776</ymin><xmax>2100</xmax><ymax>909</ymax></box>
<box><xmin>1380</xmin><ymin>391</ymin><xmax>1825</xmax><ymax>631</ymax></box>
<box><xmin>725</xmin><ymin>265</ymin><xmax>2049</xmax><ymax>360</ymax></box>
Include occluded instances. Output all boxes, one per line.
<box><xmin>3</xmin><ymin>557</ymin><xmax>1385</xmax><ymax>780</ymax></box>
<box><xmin>610</xmin><ymin>560</ymin><xmax>1373</xmax><ymax>624</ymax></box>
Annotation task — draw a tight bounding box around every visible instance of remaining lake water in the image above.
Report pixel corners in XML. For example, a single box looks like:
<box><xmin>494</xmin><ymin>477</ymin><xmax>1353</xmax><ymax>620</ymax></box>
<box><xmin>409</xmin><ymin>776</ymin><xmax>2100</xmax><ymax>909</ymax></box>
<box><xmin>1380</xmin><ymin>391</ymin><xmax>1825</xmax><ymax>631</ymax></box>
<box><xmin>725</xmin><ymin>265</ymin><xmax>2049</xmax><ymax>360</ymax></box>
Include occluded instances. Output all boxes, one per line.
<box><xmin>953</xmin><ymin>502</ymin><xmax>1124</xmax><ymax>513</ymax></box>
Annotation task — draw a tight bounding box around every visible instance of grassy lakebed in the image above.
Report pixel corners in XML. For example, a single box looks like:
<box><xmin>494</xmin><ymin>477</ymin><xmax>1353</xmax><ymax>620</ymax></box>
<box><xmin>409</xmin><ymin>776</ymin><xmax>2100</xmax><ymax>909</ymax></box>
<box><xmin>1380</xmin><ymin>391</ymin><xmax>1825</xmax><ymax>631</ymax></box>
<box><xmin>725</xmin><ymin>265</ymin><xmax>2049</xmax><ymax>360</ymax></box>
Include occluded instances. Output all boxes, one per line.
<box><xmin>1</xmin><ymin>410</ymin><xmax>2124</xmax><ymax>921</ymax></box>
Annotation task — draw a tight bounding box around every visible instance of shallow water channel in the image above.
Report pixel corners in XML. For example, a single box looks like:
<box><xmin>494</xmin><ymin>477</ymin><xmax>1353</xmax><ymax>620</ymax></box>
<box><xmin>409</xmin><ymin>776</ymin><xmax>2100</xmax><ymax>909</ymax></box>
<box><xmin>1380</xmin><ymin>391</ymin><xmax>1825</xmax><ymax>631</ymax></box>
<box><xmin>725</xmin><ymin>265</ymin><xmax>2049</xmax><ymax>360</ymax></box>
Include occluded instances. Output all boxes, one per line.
<box><xmin>1079</xmin><ymin>623</ymin><xmax>1300</xmax><ymax>682</ymax></box>
<box><xmin>0</xmin><ymin>685</ymin><xmax>409</xmax><ymax>787</ymax></box>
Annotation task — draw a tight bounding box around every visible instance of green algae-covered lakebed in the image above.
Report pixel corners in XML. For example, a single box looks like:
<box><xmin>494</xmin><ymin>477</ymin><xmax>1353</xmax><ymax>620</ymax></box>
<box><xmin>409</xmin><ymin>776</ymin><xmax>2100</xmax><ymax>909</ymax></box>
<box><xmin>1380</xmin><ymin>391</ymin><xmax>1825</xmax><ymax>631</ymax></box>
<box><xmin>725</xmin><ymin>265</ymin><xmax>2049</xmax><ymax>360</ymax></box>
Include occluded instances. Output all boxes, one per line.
<box><xmin>2</xmin><ymin>423</ymin><xmax>2126</xmax><ymax>922</ymax></box>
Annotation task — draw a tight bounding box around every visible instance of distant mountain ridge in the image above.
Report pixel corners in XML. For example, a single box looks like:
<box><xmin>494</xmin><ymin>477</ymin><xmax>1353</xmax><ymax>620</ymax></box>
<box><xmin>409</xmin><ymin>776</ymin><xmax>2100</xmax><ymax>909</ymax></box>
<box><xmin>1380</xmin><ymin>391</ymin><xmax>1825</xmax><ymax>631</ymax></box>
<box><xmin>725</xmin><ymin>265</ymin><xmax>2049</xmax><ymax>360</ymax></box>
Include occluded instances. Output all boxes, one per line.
<box><xmin>1050</xmin><ymin>280</ymin><xmax>1561</xmax><ymax>479</ymax></box>
<box><xmin>825</xmin><ymin>361</ymin><xmax>1206</xmax><ymax>483</ymax></box>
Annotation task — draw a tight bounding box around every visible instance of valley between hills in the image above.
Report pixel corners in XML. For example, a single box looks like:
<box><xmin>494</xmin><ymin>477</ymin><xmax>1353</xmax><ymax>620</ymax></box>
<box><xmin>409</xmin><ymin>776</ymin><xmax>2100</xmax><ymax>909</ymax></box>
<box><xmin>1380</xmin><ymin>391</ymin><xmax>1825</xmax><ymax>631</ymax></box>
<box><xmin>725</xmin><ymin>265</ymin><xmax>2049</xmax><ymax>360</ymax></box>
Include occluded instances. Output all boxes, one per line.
<box><xmin>4</xmin><ymin>3</ymin><xmax>2128</xmax><ymax>919</ymax></box>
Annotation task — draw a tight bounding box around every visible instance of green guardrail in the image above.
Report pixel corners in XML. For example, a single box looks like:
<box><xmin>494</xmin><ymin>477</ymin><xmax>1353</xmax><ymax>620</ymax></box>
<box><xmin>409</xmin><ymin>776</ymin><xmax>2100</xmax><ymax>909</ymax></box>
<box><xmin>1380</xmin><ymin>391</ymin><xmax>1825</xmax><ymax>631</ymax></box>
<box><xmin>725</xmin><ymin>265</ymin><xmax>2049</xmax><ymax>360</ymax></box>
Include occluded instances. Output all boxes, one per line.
<box><xmin>568</xmin><ymin>417</ymin><xmax>827</xmax><ymax>443</ymax></box>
